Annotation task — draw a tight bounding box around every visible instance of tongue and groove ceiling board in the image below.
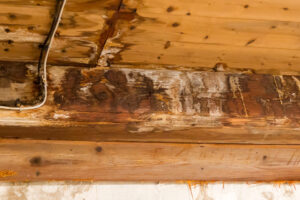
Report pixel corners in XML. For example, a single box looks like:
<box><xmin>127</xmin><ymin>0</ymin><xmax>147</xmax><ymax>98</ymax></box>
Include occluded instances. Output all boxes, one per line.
<box><xmin>0</xmin><ymin>0</ymin><xmax>121</xmax><ymax>66</ymax></box>
<box><xmin>101</xmin><ymin>0</ymin><xmax>300</xmax><ymax>74</ymax></box>
<box><xmin>0</xmin><ymin>0</ymin><xmax>300</xmax><ymax>182</ymax></box>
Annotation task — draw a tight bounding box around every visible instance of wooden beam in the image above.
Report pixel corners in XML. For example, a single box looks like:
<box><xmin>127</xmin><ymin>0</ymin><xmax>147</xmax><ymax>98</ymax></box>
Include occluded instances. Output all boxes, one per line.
<box><xmin>1</xmin><ymin>125</ymin><xmax>300</xmax><ymax>145</ymax></box>
<box><xmin>1</xmin><ymin>65</ymin><xmax>299</xmax><ymax>124</ymax></box>
<box><xmin>0</xmin><ymin>65</ymin><xmax>299</xmax><ymax>145</ymax></box>
<box><xmin>1</xmin><ymin>139</ymin><xmax>300</xmax><ymax>181</ymax></box>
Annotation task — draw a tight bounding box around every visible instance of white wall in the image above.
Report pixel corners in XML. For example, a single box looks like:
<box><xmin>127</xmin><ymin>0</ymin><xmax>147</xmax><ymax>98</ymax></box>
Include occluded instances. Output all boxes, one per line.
<box><xmin>0</xmin><ymin>182</ymin><xmax>299</xmax><ymax>200</ymax></box>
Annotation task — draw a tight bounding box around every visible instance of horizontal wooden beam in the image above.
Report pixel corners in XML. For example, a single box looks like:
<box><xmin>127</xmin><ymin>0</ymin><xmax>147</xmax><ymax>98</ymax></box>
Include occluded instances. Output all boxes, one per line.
<box><xmin>1</xmin><ymin>125</ymin><xmax>300</xmax><ymax>145</ymax></box>
<box><xmin>0</xmin><ymin>65</ymin><xmax>299</xmax><ymax>126</ymax></box>
<box><xmin>0</xmin><ymin>65</ymin><xmax>299</xmax><ymax>148</ymax></box>
<box><xmin>0</xmin><ymin>139</ymin><xmax>300</xmax><ymax>181</ymax></box>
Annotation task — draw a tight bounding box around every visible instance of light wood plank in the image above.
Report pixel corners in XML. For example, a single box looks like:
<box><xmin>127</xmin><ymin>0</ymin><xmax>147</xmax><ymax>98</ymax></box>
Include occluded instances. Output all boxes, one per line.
<box><xmin>100</xmin><ymin>0</ymin><xmax>300</xmax><ymax>73</ymax></box>
<box><xmin>1</xmin><ymin>125</ymin><xmax>300</xmax><ymax>145</ymax></box>
<box><xmin>127</xmin><ymin>0</ymin><xmax>300</xmax><ymax>22</ymax></box>
<box><xmin>1</xmin><ymin>139</ymin><xmax>300</xmax><ymax>181</ymax></box>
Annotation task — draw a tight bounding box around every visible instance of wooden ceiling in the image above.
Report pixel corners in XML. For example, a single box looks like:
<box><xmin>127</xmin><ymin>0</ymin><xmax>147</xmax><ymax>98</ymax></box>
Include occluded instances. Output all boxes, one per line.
<box><xmin>105</xmin><ymin>0</ymin><xmax>300</xmax><ymax>74</ymax></box>
<box><xmin>0</xmin><ymin>0</ymin><xmax>120</xmax><ymax>65</ymax></box>
<box><xmin>1</xmin><ymin>0</ymin><xmax>300</xmax><ymax>72</ymax></box>
<box><xmin>0</xmin><ymin>0</ymin><xmax>299</xmax><ymax>181</ymax></box>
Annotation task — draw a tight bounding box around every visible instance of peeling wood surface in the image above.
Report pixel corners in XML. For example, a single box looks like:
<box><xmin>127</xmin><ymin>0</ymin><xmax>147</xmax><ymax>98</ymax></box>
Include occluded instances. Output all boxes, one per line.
<box><xmin>99</xmin><ymin>0</ymin><xmax>300</xmax><ymax>74</ymax></box>
<box><xmin>1</xmin><ymin>139</ymin><xmax>300</xmax><ymax>181</ymax></box>
<box><xmin>0</xmin><ymin>0</ymin><xmax>121</xmax><ymax>65</ymax></box>
<box><xmin>0</xmin><ymin>65</ymin><xmax>299</xmax><ymax>143</ymax></box>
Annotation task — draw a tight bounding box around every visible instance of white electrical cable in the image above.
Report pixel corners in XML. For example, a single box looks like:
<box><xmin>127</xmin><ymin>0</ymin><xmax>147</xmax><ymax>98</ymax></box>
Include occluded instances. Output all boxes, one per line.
<box><xmin>0</xmin><ymin>0</ymin><xmax>67</xmax><ymax>111</ymax></box>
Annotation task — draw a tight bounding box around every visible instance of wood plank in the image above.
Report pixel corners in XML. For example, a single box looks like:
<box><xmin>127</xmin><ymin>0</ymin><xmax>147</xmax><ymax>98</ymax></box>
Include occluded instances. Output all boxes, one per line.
<box><xmin>122</xmin><ymin>15</ymin><xmax>300</xmax><ymax>50</ymax></box>
<box><xmin>0</xmin><ymin>0</ymin><xmax>121</xmax><ymax>65</ymax></box>
<box><xmin>1</xmin><ymin>125</ymin><xmax>300</xmax><ymax>145</ymax></box>
<box><xmin>99</xmin><ymin>0</ymin><xmax>300</xmax><ymax>73</ymax></box>
<box><xmin>1</xmin><ymin>139</ymin><xmax>300</xmax><ymax>181</ymax></box>
<box><xmin>126</xmin><ymin>0</ymin><xmax>300</xmax><ymax>22</ymax></box>
<box><xmin>0</xmin><ymin>65</ymin><xmax>299</xmax><ymax>144</ymax></box>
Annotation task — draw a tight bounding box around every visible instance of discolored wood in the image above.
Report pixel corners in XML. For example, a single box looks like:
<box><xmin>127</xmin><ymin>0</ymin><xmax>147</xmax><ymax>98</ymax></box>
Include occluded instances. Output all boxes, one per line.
<box><xmin>1</xmin><ymin>0</ymin><xmax>300</xmax><ymax>182</ymax></box>
<box><xmin>1</xmin><ymin>139</ymin><xmax>300</xmax><ymax>181</ymax></box>
<box><xmin>0</xmin><ymin>65</ymin><xmax>299</xmax><ymax>138</ymax></box>
<box><xmin>0</xmin><ymin>0</ymin><xmax>121</xmax><ymax>65</ymax></box>
<box><xmin>0</xmin><ymin>62</ymin><xmax>39</xmax><ymax>107</ymax></box>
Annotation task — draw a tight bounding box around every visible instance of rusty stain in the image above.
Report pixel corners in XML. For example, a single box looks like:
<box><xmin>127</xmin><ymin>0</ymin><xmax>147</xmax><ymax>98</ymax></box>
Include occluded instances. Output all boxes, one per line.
<box><xmin>175</xmin><ymin>180</ymin><xmax>300</xmax><ymax>184</ymax></box>
<box><xmin>0</xmin><ymin>170</ymin><xmax>16</xmax><ymax>178</ymax></box>
<box><xmin>98</xmin><ymin>3</ymin><xmax>159</xmax><ymax>66</ymax></box>
<box><xmin>96</xmin><ymin>0</ymin><xmax>146</xmax><ymax>66</ymax></box>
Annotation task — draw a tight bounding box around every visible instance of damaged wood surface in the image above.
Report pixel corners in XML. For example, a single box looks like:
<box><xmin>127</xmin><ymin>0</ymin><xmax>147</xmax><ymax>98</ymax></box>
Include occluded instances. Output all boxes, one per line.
<box><xmin>0</xmin><ymin>0</ymin><xmax>121</xmax><ymax>66</ymax></box>
<box><xmin>1</xmin><ymin>0</ymin><xmax>300</xmax><ymax>182</ymax></box>
<box><xmin>1</xmin><ymin>139</ymin><xmax>300</xmax><ymax>181</ymax></box>
<box><xmin>99</xmin><ymin>0</ymin><xmax>300</xmax><ymax>74</ymax></box>
<box><xmin>0</xmin><ymin>65</ymin><xmax>299</xmax><ymax>144</ymax></box>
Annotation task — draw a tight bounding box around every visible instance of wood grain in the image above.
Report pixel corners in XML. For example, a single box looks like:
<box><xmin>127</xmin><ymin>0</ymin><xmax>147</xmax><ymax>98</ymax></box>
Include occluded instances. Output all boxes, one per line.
<box><xmin>99</xmin><ymin>0</ymin><xmax>300</xmax><ymax>74</ymax></box>
<box><xmin>126</xmin><ymin>0</ymin><xmax>300</xmax><ymax>22</ymax></box>
<box><xmin>1</xmin><ymin>125</ymin><xmax>300</xmax><ymax>145</ymax></box>
<box><xmin>1</xmin><ymin>0</ymin><xmax>300</xmax><ymax>182</ymax></box>
<box><xmin>1</xmin><ymin>139</ymin><xmax>300</xmax><ymax>181</ymax></box>
<box><xmin>0</xmin><ymin>0</ymin><xmax>121</xmax><ymax>65</ymax></box>
<box><xmin>0</xmin><ymin>65</ymin><xmax>299</xmax><ymax>142</ymax></box>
